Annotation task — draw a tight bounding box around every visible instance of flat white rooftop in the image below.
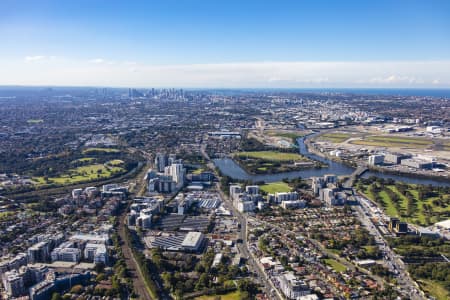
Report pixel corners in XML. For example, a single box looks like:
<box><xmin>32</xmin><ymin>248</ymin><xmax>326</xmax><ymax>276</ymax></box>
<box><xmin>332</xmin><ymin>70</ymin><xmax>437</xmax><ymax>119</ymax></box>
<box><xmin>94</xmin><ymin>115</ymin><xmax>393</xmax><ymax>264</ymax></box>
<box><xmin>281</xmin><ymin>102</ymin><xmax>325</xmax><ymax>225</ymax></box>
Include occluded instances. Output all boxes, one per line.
<box><xmin>434</xmin><ymin>219</ymin><xmax>450</xmax><ymax>229</ymax></box>
<box><xmin>181</xmin><ymin>232</ymin><xmax>203</xmax><ymax>248</ymax></box>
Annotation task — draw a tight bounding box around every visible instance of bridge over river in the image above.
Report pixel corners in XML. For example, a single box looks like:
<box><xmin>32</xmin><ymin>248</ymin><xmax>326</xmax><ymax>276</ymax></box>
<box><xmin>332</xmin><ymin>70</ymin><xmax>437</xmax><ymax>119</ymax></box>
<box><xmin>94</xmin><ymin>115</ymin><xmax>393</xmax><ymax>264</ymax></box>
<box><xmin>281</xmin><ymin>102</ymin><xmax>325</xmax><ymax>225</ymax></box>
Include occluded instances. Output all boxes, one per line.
<box><xmin>343</xmin><ymin>165</ymin><xmax>368</xmax><ymax>188</ymax></box>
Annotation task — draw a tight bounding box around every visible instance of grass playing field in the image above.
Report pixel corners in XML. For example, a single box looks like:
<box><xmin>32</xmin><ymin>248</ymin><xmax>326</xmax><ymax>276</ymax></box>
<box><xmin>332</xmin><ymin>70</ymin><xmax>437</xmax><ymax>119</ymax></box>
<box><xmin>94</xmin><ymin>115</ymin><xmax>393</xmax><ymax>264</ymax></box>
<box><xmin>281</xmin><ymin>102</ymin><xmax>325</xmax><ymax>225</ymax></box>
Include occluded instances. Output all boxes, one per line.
<box><xmin>324</xmin><ymin>258</ymin><xmax>347</xmax><ymax>272</ymax></box>
<box><xmin>236</xmin><ymin>151</ymin><xmax>305</xmax><ymax>161</ymax></box>
<box><xmin>195</xmin><ymin>291</ymin><xmax>241</xmax><ymax>300</ymax></box>
<box><xmin>259</xmin><ymin>181</ymin><xmax>292</xmax><ymax>194</ymax></box>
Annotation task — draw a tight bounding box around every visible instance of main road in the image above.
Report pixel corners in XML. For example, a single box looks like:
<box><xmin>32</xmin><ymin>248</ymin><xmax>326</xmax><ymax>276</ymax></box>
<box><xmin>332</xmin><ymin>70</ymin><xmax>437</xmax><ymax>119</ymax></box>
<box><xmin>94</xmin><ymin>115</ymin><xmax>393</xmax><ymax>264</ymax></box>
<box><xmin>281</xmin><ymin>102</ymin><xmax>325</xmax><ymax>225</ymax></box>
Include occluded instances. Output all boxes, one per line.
<box><xmin>216</xmin><ymin>182</ymin><xmax>283</xmax><ymax>300</ymax></box>
<box><xmin>355</xmin><ymin>193</ymin><xmax>425</xmax><ymax>300</ymax></box>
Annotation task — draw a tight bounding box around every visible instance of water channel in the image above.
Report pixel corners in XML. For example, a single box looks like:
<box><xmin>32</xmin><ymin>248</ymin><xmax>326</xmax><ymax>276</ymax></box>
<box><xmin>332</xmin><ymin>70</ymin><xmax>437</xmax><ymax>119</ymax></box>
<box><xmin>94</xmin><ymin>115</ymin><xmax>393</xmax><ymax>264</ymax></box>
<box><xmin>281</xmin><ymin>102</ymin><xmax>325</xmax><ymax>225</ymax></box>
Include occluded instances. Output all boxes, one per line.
<box><xmin>213</xmin><ymin>135</ymin><xmax>450</xmax><ymax>187</ymax></box>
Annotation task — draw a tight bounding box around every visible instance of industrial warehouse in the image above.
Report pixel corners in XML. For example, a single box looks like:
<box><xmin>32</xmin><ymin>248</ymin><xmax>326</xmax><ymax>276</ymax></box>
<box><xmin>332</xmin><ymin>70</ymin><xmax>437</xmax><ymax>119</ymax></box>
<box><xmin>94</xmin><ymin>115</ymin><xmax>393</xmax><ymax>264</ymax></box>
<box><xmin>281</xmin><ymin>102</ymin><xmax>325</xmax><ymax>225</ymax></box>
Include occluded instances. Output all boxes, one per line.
<box><xmin>144</xmin><ymin>232</ymin><xmax>205</xmax><ymax>253</ymax></box>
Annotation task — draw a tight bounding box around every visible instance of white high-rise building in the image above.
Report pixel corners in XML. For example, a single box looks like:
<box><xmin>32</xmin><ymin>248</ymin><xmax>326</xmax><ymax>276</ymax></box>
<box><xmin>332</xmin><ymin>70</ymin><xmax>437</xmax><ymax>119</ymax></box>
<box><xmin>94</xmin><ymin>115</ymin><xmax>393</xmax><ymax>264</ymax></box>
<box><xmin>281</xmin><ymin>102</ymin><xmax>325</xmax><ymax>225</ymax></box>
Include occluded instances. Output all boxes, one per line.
<box><xmin>165</xmin><ymin>163</ymin><xmax>185</xmax><ymax>187</ymax></box>
<box><xmin>229</xmin><ymin>185</ymin><xmax>242</xmax><ymax>200</ymax></box>
<box><xmin>311</xmin><ymin>177</ymin><xmax>325</xmax><ymax>196</ymax></box>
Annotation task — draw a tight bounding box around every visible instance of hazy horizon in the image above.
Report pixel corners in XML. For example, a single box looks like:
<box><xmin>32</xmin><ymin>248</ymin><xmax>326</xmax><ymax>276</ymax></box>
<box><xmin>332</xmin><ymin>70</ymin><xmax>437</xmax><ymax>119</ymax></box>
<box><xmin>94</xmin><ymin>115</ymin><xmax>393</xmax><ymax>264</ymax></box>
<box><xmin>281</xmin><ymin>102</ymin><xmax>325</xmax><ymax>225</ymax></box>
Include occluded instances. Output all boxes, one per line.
<box><xmin>1</xmin><ymin>0</ymin><xmax>450</xmax><ymax>88</ymax></box>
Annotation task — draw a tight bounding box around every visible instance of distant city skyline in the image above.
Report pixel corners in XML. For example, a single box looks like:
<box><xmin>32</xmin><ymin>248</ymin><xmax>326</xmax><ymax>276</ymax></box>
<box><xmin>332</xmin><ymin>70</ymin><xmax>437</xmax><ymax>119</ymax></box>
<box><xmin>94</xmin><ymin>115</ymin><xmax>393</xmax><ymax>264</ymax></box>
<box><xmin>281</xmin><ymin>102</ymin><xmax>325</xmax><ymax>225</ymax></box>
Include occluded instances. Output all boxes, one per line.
<box><xmin>1</xmin><ymin>0</ymin><xmax>450</xmax><ymax>88</ymax></box>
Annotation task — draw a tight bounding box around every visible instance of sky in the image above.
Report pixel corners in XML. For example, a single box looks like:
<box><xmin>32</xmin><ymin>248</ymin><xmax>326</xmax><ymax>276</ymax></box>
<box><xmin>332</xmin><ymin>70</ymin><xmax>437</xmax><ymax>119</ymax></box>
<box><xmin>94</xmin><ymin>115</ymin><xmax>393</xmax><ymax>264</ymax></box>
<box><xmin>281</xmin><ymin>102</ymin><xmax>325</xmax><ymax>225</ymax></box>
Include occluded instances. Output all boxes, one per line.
<box><xmin>1</xmin><ymin>0</ymin><xmax>450</xmax><ymax>88</ymax></box>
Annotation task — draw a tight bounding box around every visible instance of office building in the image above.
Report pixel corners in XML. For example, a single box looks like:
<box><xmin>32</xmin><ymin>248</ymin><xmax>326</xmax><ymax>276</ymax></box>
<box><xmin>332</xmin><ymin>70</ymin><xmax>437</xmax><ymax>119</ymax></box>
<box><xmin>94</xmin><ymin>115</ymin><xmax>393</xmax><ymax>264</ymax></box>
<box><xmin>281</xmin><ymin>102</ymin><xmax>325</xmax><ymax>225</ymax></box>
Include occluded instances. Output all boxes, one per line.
<box><xmin>401</xmin><ymin>158</ymin><xmax>434</xmax><ymax>169</ymax></box>
<box><xmin>51</xmin><ymin>242</ymin><xmax>81</xmax><ymax>263</ymax></box>
<box><xmin>311</xmin><ymin>177</ymin><xmax>325</xmax><ymax>196</ymax></box>
<box><xmin>281</xmin><ymin>200</ymin><xmax>306</xmax><ymax>209</ymax></box>
<box><xmin>237</xmin><ymin>201</ymin><xmax>255</xmax><ymax>213</ymax></box>
<box><xmin>28</xmin><ymin>241</ymin><xmax>51</xmax><ymax>263</ymax></box>
<box><xmin>180</xmin><ymin>232</ymin><xmax>205</xmax><ymax>252</ymax></box>
<box><xmin>368</xmin><ymin>154</ymin><xmax>384</xmax><ymax>166</ymax></box>
<box><xmin>323</xmin><ymin>174</ymin><xmax>338</xmax><ymax>184</ymax></box>
<box><xmin>271</xmin><ymin>191</ymin><xmax>299</xmax><ymax>204</ymax></box>
<box><xmin>136</xmin><ymin>214</ymin><xmax>152</xmax><ymax>229</ymax></box>
<box><xmin>165</xmin><ymin>163</ymin><xmax>185</xmax><ymax>187</ymax></box>
<box><xmin>148</xmin><ymin>176</ymin><xmax>176</xmax><ymax>193</ymax></box>
<box><xmin>388</xmin><ymin>218</ymin><xmax>408</xmax><ymax>234</ymax></box>
<box><xmin>384</xmin><ymin>153</ymin><xmax>411</xmax><ymax>164</ymax></box>
<box><xmin>71</xmin><ymin>188</ymin><xmax>83</xmax><ymax>198</ymax></box>
<box><xmin>229</xmin><ymin>185</ymin><xmax>242</xmax><ymax>200</ymax></box>
<box><xmin>278</xmin><ymin>272</ymin><xmax>310</xmax><ymax>299</ymax></box>
<box><xmin>245</xmin><ymin>185</ymin><xmax>260</xmax><ymax>195</ymax></box>
<box><xmin>2</xmin><ymin>269</ymin><xmax>25</xmax><ymax>298</ymax></box>
<box><xmin>84</xmin><ymin>243</ymin><xmax>108</xmax><ymax>264</ymax></box>
<box><xmin>0</xmin><ymin>252</ymin><xmax>28</xmax><ymax>276</ymax></box>
<box><xmin>155</xmin><ymin>153</ymin><xmax>169</xmax><ymax>172</ymax></box>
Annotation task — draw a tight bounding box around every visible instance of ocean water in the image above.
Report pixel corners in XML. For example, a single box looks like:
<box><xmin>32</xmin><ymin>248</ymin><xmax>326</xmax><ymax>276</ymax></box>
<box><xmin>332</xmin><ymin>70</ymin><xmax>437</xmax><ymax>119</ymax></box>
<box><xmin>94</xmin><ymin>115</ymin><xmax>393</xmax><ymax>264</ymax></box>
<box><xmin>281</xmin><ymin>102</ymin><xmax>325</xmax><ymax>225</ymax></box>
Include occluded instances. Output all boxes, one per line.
<box><xmin>228</xmin><ymin>88</ymin><xmax>450</xmax><ymax>98</ymax></box>
<box><xmin>308</xmin><ymin>88</ymin><xmax>450</xmax><ymax>98</ymax></box>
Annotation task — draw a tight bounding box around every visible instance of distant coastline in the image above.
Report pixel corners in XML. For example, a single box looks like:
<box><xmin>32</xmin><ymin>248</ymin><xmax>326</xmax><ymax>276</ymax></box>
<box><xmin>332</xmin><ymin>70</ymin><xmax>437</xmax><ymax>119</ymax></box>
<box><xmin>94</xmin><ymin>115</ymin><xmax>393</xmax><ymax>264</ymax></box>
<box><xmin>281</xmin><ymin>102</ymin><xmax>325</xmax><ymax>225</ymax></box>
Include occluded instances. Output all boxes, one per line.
<box><xmin>203</xmin><ymin>88</ymin><xmax>450</xmax><ymax>98</ymax></box>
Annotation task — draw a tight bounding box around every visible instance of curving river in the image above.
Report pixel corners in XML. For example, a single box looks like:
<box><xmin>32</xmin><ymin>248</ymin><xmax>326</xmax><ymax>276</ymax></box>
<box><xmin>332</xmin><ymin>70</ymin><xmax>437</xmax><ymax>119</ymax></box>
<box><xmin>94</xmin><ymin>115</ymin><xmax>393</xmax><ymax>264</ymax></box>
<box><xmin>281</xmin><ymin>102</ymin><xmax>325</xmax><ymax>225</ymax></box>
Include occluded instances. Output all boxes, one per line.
<box><xmin>213</xmin><ymin>135</ymin><xmax>450</xmax><ymax>187</ymax></box>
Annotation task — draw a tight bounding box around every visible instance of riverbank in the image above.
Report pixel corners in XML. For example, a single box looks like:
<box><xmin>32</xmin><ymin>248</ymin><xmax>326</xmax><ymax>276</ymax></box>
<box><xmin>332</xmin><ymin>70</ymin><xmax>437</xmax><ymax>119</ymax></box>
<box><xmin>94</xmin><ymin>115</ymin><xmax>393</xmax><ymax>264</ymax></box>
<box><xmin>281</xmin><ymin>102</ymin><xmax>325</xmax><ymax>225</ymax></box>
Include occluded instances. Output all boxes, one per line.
<box><xmin>232</xmin><ymin>150</ymin><xmax>322</xmax><ymax>175</ymax></box>
<box><xmin>304</xmin><ymin>137</ymin><xmax>357</xmax><ymax>168</ymax></box>
<box><xmin>213</xmin><ymin>135</ymin><xmax>450</xmax><ymax>187</ymax></box>
<box><xmin>303</xmin><ymin>133</ymin><xmax>450</xmax><ymax>187</ymax></box>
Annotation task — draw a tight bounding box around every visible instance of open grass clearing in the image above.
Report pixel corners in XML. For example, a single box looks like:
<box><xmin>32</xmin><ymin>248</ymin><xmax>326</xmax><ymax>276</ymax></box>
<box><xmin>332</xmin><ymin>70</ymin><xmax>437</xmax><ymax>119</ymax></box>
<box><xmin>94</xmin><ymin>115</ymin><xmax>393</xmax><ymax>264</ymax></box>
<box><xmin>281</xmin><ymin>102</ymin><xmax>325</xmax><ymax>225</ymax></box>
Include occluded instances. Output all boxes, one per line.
<box><xmin>259</xmin><ymin>181</ymin><xmax>292</xmax><ymax>194</ymax></box>
<box><xmin>267</xmin><ymin>130</ymin><xmax>306</xmax><ymax>140</ymax></box>
<box><xmin>418</xmin><ymin>279</ymin><xmax>449</xmax><ymax>300</ymax></box>
<box><xmin>236</xmin><ymin>151</ymin><xmax>306</xmax><ymax>161</ymax></box>
<box><xmin>324</xmin><ymin>258</ymin><xmax>347</xmax><ymax>272</ymax></box>
<box><xmin>0</xmin><ymin>212</ymin><xmax>14</xmax><ymax>219</ymax></box>
<box><xmin>378</xmin><ymin>190</ymin><xmax>400</xmax><ymax>217</ymax></box>
<box><xmin>106</xmin><ymin>159</ymin><xmax>124</xmax><ymax>166</ymax></box>
<box><xmin>317</xmin><ymin>133</ymin><xmax>352</xmax><ymax>143</ymax></box>
<box><xmin>72</xmin><ymin>157</ymin><xmax>95</xmax><ymax>163</ymax></box>
<box><xmin>350</xmin><ymin>135</ymin><xmax>433</xmax><ymax>148</ymax></box>
<box><xmin>82</xmin><ymin>147</ymin><xmax>120</xmax><ymax>154</ymax></box>
<box><xmin>33</xmin><ymin>164</ymin><xmax>124</xmax><ymax>185</ymax></box>
<box><xmin>359</xmin><ymin>183</ymin><xmax>450</xmax><ymax>226</ymax></box>
<box><xmin>195</xmin><ymin>290</ymin><xmax>241</xmax><ymax>300</ymax></box>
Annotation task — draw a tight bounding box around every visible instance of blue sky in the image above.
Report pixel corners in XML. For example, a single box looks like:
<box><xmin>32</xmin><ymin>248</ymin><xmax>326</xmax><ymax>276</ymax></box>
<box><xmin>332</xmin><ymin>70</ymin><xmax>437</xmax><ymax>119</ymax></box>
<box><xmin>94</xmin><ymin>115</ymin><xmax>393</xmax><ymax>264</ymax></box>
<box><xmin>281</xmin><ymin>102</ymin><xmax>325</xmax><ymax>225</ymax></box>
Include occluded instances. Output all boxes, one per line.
<box><xmin>1</xmin><ymin>0</ymin><xmax>450</xmax><ymax>87</ymax></box>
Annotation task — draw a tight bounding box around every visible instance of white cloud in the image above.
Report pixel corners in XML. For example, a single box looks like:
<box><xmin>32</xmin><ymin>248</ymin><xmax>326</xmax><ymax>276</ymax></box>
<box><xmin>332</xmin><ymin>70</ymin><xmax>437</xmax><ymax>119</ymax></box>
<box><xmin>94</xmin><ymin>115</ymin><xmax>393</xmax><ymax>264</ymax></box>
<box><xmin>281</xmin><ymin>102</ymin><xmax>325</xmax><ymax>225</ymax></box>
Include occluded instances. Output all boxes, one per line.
<box><xmin>3</xmin><ymin>59</ymin><xmax>450</xmax><ymax>88</ymax></box>
<box><xmin>364</xmin><ymin>75</ymin><xmax>424</xmax><ymax>84</ymax></box>
<box><xmin>24</xmin><ymin>55</ymin><xmax>46</xmax><ymax>62</ymax></box>
<box><xmin>89</xmin><ymin>58</ymin><xmax>117</xmax><ymax>65</ymax></box>
<box><xmin>89</xmin><ymin>58</ymin><xmax>105</xmax><ymax>64</ymax></box>
<box><xmin>432</xmin><ymin>79</ymin><xmax>440</xmax><ymax>85</ymax></box>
